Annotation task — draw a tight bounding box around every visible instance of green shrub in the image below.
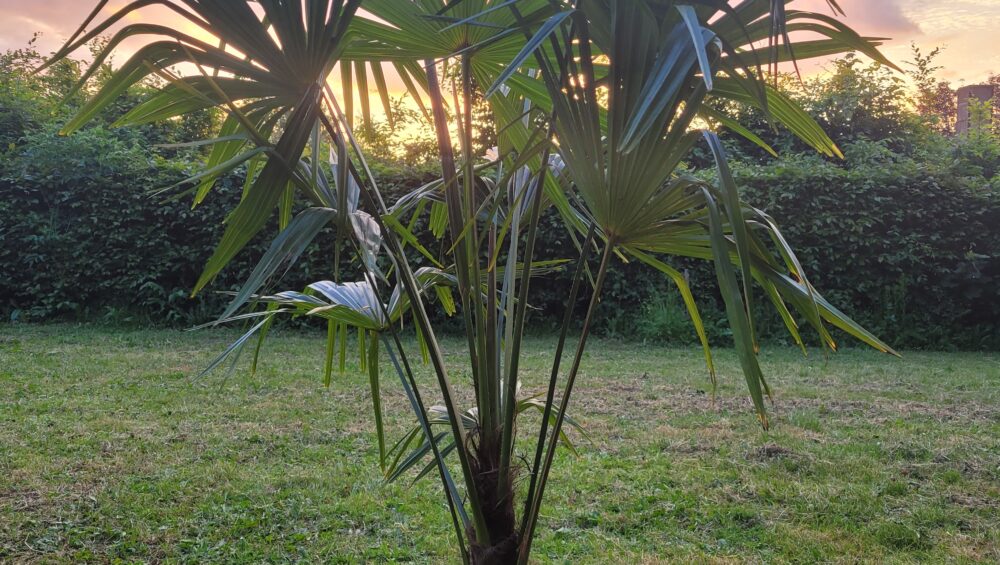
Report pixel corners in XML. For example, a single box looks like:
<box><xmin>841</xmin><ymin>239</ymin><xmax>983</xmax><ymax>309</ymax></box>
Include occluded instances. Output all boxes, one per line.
<box><xmin>0</xmin><ymin>128</ymin><xmax>435</xmax><ymax>326</ymax></box>
<box><xmin>3</xmin><ymin>42</ymin><xmax>997</xmax><ymax>349</ymax></box>
<box><xmin>1</xmin><ymin>129</ymin><xmax>997</xmax><ymax>349</ymax></box>
<box><xmin>3</xmin><ymin>43</ymin><xmax>996</xmax><ymax>348</ymax></box>
<box><xmin>733</xmin><ymin>150</ymin><xmax>1000</xmax><ymax>349</ymax></box>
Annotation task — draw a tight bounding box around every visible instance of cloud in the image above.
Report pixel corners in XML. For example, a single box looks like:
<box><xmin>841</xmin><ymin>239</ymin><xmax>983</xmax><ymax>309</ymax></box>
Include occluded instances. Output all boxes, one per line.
<box><xmin>796</xmin><ymin>0</ymin><xmax>920</xmax><ymax>37</ymax></box>
<box><xmin>786</xmin><ymin>0</ymin><xmax>996</xmax><ymax>81</ymax></box>
<box><xmin>0</xmin><ymin>0</ymin><xmax>210</xmax><ymax>68</ymax></box>
<box><xmin>0</xmin><ymin>1</ymin><xmax>95</xmax><ymax>51</ymax></box>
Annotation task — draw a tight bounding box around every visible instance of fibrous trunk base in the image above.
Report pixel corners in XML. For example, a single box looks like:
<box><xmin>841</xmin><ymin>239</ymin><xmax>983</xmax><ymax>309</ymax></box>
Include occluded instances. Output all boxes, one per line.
<box><xmin>468</xmin><ymin>432</ymin><xmax>520</xmax><ymax>565</ymax></box>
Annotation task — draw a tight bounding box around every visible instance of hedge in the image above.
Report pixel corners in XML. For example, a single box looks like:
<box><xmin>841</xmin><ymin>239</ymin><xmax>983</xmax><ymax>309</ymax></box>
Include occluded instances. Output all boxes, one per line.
<box><xmin>735</xmin><ymin>156</ymin><xmax>1000</xmax><ymax>349</ymax></box>
<box><xmin>0</xmin><ymin>126</ymin><xmax>344</xmax><ymax>325</ymax></box>
<box><xmin>2</xmin><ymin>128</ymin><xmax>998</xmax><ymax>349</ymax></box>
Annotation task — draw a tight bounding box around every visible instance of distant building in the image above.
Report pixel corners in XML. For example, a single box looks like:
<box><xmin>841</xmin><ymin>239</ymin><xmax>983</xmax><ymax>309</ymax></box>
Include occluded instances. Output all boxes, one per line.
<box><xmin>956</xmin><ymin>84</ymin><xmax>995</xmax><ymax>133</ymax></box>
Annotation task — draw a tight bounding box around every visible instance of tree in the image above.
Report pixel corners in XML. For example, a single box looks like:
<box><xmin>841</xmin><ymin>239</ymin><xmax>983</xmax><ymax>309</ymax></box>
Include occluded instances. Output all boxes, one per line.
<box><xmin>46</xmin><ymin>2</ymin><xmax>897</xmax><ymax>563</ymax></box>
<box><xmin>813</xmin><ymin>55</ymin><xmax>910</xmax><ymax>140</ymax></box>
<box><xmin>907</xmin><ymin>45</ymin><xmax>956</xmax><ymax>134</ymax></box>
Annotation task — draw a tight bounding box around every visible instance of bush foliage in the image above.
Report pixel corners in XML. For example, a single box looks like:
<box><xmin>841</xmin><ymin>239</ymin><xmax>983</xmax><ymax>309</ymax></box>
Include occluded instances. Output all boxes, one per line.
<box><xmin>1</xmin><ymin>45</ymin><xmax>998</xmax><ymax>349</ymax></box>
<box><xmin>736</xmin><ymin>152</ymin><xmax>1000</xmax><ymax>349</ymax></box>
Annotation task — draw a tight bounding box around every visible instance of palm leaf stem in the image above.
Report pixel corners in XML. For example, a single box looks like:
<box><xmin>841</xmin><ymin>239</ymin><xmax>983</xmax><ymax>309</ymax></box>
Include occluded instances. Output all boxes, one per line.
<box><xmin>425</xmin><ymin>60</ymin><xmax>488</xmax><ymax>451</ymax></box>
<box><xmin>518</xmin><ymin>239</ymin><xmax>615</xmax><ymax>564</ymax></box>
<box><xmin>496</xmin><ymin>134</ymin><xmax>556</xmax><ymax>497</ymax></box>
<box><xmin>519</xmin><ymin>222</ymin><xmax>597</xmax><ymax>534</ymax></box>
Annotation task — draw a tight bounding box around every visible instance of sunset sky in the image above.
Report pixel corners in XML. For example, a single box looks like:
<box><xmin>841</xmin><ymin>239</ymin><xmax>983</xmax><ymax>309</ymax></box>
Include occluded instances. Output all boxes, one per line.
<box><xmin>1</xmin><ymin>0</ymin><xmax>998</xmax><ymax>88</ymax></box>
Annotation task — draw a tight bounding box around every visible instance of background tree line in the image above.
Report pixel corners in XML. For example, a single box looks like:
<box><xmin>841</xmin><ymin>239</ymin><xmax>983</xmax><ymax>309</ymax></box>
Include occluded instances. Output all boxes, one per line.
<box><xmin>1</xmin><ymin>40</ymin><xmax>997</xmax><ymax>349</ymax></box>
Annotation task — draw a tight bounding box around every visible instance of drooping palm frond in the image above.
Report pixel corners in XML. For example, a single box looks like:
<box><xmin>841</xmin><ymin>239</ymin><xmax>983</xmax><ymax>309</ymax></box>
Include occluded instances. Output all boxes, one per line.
<box><xmin>217</xmin><ymin>151</ymin><xmax>375</xmax><ymax>322</ymax></box>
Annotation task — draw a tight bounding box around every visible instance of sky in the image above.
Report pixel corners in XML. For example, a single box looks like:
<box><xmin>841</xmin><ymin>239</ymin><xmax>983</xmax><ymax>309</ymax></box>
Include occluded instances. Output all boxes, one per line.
<box><xmin>1</xmin><ymin>0</ymin><xmax>999</xmax><ymax>87</ymax></box>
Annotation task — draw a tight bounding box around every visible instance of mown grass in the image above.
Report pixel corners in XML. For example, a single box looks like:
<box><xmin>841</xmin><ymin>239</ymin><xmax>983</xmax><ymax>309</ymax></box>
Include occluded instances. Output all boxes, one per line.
<box><xmin>1</xmin><ymin>324</ymin><xmax>998</xmax><ymax>563</ymax></box>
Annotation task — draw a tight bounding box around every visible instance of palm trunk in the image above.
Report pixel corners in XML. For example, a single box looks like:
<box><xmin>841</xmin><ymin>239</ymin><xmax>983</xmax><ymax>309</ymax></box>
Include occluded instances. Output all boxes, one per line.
<box><xmin>468</xmin><ymin>434</ymin><xmax>520</xmax><ymax>565</ymax></box>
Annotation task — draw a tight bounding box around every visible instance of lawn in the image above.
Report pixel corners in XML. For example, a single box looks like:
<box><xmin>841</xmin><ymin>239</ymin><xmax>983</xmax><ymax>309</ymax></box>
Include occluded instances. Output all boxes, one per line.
<box><xmin>1</xmin><ymin>324</ymin><xmax>998</xmax><ymax>563</ymax></box>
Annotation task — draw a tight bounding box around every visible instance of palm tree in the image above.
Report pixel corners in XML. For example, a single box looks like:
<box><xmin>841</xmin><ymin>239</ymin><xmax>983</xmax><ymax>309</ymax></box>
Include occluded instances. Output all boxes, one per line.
<box><xmin>46</xmin><ymin>1</ymin><xmax>898</xmax><ymax>562</ymax></box>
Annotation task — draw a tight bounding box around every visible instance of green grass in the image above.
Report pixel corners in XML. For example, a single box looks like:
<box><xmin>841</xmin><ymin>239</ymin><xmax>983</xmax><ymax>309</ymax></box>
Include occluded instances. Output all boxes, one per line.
<box><xmin>1</xmin><ymin>324</ymin><xmax>998</xmax><ymax>563</ymax></box>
